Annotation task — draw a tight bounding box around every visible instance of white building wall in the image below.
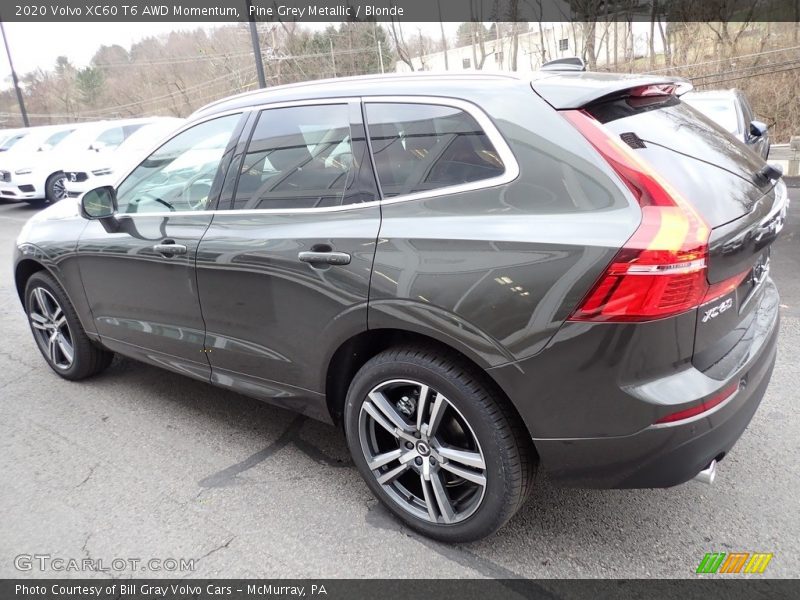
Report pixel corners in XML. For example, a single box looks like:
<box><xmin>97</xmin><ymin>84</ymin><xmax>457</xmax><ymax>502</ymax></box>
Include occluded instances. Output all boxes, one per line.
<box><xmin>397</xmin><ymin>22</ymin><xmax>665</xmax><ymax>73</ymax></box>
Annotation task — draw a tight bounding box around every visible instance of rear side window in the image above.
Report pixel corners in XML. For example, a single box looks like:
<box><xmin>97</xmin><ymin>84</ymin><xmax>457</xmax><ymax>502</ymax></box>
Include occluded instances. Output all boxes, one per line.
<box><xmin>365</xmin><ymin>103</ymin><xmax>505</xmax><ymax>198</ymax></box>
<box><xmin>233</xmin><ymin>104</ymin><xmax>374</xmax><ymax>210</ymax></box>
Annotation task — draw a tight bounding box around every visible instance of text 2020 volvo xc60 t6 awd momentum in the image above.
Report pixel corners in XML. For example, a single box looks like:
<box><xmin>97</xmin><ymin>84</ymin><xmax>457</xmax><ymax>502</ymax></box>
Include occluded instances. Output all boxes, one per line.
<box><xmin>14</xmin><ymin>72</ymin><xmax>786</xmax><ymax>542</ymax></box>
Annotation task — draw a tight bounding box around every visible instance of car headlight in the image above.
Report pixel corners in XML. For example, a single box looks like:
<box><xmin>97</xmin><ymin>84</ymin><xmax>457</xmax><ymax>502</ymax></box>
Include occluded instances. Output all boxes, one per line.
<box><xmin>14</xmin><ymin>168</ymin><xmax>32</xmax><ymax>175</ymax></box>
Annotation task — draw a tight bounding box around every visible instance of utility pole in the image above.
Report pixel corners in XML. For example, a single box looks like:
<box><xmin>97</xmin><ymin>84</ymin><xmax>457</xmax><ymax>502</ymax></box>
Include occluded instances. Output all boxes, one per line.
<box><xmin>374</xmin><ymin>23</ymin><xmax>385</xmax><ymax>74</ymax></box>
<box><xmin>0</xmin><ymin>20</ymin><xmax>29</xmax><ymax>127</ymax></box>
<box><xmin>245</xmin><ymin>0</ymin><xmax>267</xmax><ymax>88</ymax></box>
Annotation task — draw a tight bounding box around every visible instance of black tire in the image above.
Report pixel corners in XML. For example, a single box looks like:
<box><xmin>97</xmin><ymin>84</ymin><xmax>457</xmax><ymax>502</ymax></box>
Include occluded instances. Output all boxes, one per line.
<box><xmin>44</xmin><ymin>172</ymin><xmax>67</xmax><ymax>204</ymax></box>
<box><xmin>24</xmin><ymin>271</ymin><xmax>114</xmax><ymax>380</ymax></box>
<box><xmin>344</xmin><ymin>345</ymin><xmax>536</xmax><ymax>542</ymax></box>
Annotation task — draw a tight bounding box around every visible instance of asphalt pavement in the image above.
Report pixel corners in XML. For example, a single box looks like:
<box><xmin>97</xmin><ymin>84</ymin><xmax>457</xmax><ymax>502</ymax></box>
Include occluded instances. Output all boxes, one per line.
<box><xmin>0</xmin><ymin>189</ymin><xmax>798</xmax><ymax>579</ymax></box>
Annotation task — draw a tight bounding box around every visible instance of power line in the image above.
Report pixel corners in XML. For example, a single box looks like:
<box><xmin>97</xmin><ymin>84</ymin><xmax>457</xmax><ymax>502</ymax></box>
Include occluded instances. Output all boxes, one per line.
<box><xmin>643</xmin><ymin>44</ymin><xmax>800</xmax><ymax>74</ymax></box>
<box><xmin>694</xmin><ymin>63</ymin><xmax>800</xmax><ymax>87</ymax></box>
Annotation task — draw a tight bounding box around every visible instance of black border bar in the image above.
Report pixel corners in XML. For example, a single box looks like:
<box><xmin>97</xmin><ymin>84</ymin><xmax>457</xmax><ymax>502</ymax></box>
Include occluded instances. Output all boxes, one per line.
<box><xmin>2</xmin><ymin>0</ymin><xmax>799</xmax><ymax>22</ymax></box>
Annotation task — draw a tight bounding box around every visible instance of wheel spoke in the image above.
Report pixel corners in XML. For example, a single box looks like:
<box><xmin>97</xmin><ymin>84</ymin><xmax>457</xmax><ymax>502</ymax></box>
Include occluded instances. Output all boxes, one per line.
<box><xmin>367</xmin><ymin>448</ymin><xmax>403</xmax><ymax>471</ymax></box>
<box><xmin>426</xmin><ymin>394</ymin><xmax>447</xmax><ymax>437</ymax></box>
<box><xmin>440</xmin><ymin>461</ymin><xmax>487</xmax><ymax>487</ymax></box>
<box><xmin>416</xmin><ymin>384</ymin><xmax>430</xmax><ymax>431</ymax></box>
<box><xmin>51</xmin><ymin>305</ymin><xmax>63</xmax><ymax>324</ymax></box>
<box><xmin>57</xmin><ymin>335</ymin><xmax>74</xmax><ymax>365</ymax></box>
<box><xmin>369</xmin><ymin>390</ymin><xmax>413</xmax><ymax>433</ymax></box>
<box><xmin>48</xmin><ymin>332</ymin><xmax>60</xmax><ymax>364</ymax></box>
<box><xmin>436</xmin><ymin>445</ymin><xmax>485</xmax><ymax>470</ymax></box>
<box><xmin>420</xmin><ymin>473</ymin><xmax>438</xmax><ymax>522</ymax></box>
<box><xmin>376</xmin><ymin>462</ymin><xmax>409</xmax><ymax>485</ymax></box>
<box><xmin>430</xmin><ymin>471</ymin><xmax>455</xmax><ymax>523</ymax></box>
<box><xmin>30</xmin><ymin>313</ymin><xmax>49</xmax><ymax>330</ymax></box>
<box><xmin>363</xmin><ymin>402</ymin><xmax>417</xmax><ymax>444</ymax></box>
<box><xmin>33</xmin><ymin>288</ymin><xmax>50</xmax><ymax>318</ymax></box>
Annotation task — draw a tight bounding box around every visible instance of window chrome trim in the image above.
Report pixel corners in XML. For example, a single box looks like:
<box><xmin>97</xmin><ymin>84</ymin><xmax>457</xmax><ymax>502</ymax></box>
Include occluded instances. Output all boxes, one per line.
<box><xmin>110</xmin><ymin>95</ymin><xmax>519</xmax><ymax>218</ymax></box>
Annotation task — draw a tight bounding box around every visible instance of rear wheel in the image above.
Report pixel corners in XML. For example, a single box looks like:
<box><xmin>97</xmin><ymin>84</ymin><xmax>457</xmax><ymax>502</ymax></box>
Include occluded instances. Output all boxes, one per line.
<box><xmin>344</xmin><ymin>346</ymin><xmax>536</xmax><ymax>542</ymax></box>
<box><xmin>25</xmin><ymin>271</ymin><xmax>113</xmax><ymax>380</ymax></box>
<box><xmin>45</xmin><ymin>172</ymin><xmax>67</xmax><ymax>204</ymax></box>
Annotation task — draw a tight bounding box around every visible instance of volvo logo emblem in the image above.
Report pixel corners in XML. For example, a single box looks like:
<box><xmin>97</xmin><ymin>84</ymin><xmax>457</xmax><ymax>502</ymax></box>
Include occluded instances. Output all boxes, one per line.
<box><xmin>416</xmin><ymin>441</ymin><xmax>431</xmax><ymax>456</ymax></box>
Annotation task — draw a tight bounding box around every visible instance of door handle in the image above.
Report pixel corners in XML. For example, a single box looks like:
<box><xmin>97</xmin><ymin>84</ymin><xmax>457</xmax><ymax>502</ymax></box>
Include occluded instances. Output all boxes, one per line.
<box><xmin>153</xmin><ymin>242</ymin><xmax>187</xmax><ymax>256</ymax></box>
<box><xmin>298</xmin><ymin>251</ymin><xmax>351</xmax><ymax>266</ymax></box>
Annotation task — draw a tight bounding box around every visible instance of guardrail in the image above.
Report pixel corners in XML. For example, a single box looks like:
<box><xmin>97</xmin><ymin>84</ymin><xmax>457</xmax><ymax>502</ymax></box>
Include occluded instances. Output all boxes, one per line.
<box><xmin>771</xmin><ymin>140</ymin><xmax>799</xmax><ymax>177</ymax></box>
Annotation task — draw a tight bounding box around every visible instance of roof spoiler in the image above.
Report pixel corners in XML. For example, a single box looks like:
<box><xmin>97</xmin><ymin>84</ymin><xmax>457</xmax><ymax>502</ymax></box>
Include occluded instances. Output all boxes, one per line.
<box><xmin>531</xmin><ymin>74</ymin><xmax>693</xmax><ymax>110</ymax></box>
<box><xmin>541</xmin><ymin>57</ymin><xmax>586</xmax><ymax>72</ymax></box>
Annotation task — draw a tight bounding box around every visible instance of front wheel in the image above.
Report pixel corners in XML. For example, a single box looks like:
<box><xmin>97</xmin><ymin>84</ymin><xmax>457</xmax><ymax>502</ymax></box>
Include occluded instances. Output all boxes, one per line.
<box><xmin>344</xmin><ymin>346</ymin><xmax>536</xmax><ymax>542</ymax></box>
<box><xmin>25</xmin><ymin>271</ymin><xmax>114</xmax><ymax>380</ymax></box>
<box><xmin>45</xmin><ymin>172</ymin><xmax>67</xmax><ymax>204</ymax></box>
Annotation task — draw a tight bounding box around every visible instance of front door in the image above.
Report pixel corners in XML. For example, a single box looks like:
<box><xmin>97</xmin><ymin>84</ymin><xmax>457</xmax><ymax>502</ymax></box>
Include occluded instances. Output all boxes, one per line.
<box><xmin>76</xmin><ymin>113</ymin><xmax>246</xmax><ymax>380</ymax></box>
<box><xmin>195</xmin><ymin>101</ymin><xmax>380</xmax><ymax>416</ymax></box>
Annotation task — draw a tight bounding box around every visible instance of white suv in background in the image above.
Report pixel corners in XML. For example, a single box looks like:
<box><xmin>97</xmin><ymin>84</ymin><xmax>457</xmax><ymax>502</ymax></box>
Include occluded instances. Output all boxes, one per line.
<box><xmin>0</xmin><ymin>124</ymin><xmax>79</xmax><ymax>203</ymax></box>
<box><xmin>0</xmin><ymin>118</ymin><xmax>164</xmax><ymax>205</ymax></box>
<box><xmin>63</xmin><ymin>117</ymin><xmax>183</xmax><ymax>197</ymax></box>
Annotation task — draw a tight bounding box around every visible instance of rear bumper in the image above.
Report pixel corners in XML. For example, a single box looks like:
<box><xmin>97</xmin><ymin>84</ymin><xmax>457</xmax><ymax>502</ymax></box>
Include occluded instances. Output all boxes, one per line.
<box><xmin>533</xmin><ymin>323</ymin><xmax>776</xmax><ymax>488</ymax></box>
<box><xmin>489</xmin><ymin>279</ymin><xmax>780</xmax><ymax>489</ymax></box>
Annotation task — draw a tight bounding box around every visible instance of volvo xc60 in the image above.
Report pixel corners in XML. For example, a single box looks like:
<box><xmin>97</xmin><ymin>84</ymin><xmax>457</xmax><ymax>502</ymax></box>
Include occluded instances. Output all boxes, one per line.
<box><xmin>14</xmin><ymin>73</ymin><xmax>786</xmax><ymax>542</ymax></box>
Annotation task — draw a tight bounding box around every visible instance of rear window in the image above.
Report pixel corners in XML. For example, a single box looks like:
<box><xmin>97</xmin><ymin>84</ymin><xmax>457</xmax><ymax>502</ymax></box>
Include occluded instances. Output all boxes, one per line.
<box><xmin>365</xmin><ymin>103</ymin><xmax>505</xmax><ymax>197</ymax></box>
<box><xmin>585</xmin><ymin>94</ymin><xmax>768</xmax><ymax>226</ymax></box>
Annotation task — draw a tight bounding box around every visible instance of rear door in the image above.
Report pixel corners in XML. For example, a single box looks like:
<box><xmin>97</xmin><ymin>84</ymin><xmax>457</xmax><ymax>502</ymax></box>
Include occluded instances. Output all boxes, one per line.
<box><xmin>580</xmin><ymin>91</ymin><xmax>787</xmax><ymax>378</ymax></box>
<box><xmin>195</xmin><ymin>100</ymin><xmax>380</xmax><ymax>414</ymax></box>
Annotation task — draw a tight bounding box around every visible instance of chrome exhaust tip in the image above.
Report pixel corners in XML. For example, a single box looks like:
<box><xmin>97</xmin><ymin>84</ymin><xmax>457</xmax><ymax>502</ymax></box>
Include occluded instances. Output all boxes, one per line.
<box><xmin>694</xmin><ymin>460</ymin><xmax>717</xmax><ymax>485</ymax></box>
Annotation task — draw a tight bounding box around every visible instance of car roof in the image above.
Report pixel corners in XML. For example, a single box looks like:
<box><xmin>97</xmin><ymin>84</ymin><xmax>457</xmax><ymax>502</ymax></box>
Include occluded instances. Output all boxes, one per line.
<box><xmin>191</xmin><ymin>70</ymin><xmax>692</xmax><ymax>119</ymax></box>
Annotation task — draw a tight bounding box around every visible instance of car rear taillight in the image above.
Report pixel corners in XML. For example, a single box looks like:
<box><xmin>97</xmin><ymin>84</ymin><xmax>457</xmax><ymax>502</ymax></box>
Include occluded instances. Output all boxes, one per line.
<box><xmin>654</xmin><ymin>382</ymin><xmax>739</xmax><ymax>424</ymax></box>
<box><xmin>564</xmin><ymin>109</ymin><xmax>713</xmax><ymax>322</ymax></box>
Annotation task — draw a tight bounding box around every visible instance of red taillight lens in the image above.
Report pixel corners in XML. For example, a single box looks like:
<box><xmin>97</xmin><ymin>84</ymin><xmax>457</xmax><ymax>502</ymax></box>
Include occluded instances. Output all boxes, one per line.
<box><xmin>564</xmin><ymin>110</ymin><xmax>711</xmax><ymax>322</ymax></box>
<box><xmin>654</xmin><ymin>382</ymin><xmax>739</xmax><ymax>424</ymax></box>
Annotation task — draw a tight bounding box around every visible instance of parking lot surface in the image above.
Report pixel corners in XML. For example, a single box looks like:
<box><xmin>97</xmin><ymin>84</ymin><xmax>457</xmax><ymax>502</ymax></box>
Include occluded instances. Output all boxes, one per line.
<box><xmin>1</xmin><ymin>190</ymin><xmax>798</xmax><ymax>579</ymax></box>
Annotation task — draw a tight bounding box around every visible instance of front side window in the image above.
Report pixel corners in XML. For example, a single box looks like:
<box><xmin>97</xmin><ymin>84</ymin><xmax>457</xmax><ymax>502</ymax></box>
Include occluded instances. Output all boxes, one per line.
<box><xmin>232</xmin><ymin>104</ymin><xmax>372</xmax><ymax>210</ymax></box>
<box><xmin>116</xmin><ymin>114</ymin><xmax>240</xmax><ymax>214</ymax></box>
<box><xmin>365</xmin><ymin>102</ymin><xmax>505</xmax><ymax>198</ymax></box>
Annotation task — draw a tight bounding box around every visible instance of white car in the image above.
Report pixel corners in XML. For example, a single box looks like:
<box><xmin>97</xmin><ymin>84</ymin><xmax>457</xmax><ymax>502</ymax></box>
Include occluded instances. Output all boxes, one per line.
<box><xmin>0</xmin><ymin>118</ymin><xmax>164</xmax><ymax>205</ymax></box>
<box><xmin>0</xmin><ymin>124</ymin><xmax>79</xmax><ymax>203</ymax></box>
<box><xmin>63</xmin><ymin>117</ymin><xmax>183</xmax><ymax>197</ymax></box>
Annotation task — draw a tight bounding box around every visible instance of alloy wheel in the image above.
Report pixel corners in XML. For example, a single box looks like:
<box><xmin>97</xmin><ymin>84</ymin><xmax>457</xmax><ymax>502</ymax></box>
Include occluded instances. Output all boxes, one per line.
<box><xmin>358</xmin><ymin>378</ymin><xmax>487</xmax><ymax>525</ymax></box>
<box><xmin>52</xmin><ymin>176</ymin><xmax>67</xmax><ymax>201</ymax></box>
<box><xmin>29</xmin><ymin>287</ymin><xmax>74</xmax><ymax>370</ymax></box>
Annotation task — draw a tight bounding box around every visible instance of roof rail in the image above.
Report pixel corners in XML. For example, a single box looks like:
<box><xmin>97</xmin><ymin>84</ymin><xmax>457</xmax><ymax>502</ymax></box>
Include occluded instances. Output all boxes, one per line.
<box><xmin>541</xmin><ymin>57</ymin><xmax>587</xmax><ymax>72</ymax></box>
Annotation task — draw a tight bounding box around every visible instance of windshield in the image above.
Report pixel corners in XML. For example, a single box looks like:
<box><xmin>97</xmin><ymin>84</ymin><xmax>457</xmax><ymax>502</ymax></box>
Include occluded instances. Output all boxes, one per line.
<box><xmin>10</xmin><ymin>127</ymin><xmax>76</xmax><ymax>154</ymax></box>
<box><xmin>0</xmin><ymin>133</ymin><xmax>27</xmax><ymax>151</ymax></box>
<box><xmin>682</xmin><ymin>95</ymin><xmax>740</xmax><ymax>134</ymax></box>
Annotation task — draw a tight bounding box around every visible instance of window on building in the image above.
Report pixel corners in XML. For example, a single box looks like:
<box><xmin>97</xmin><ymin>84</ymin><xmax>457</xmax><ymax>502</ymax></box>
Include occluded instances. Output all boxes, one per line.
<box><xmin>462</xmin><ymin>58</ymin><xmax>471</xmax><ymax>69</ymax></box>
<box><xmin>365</xmin><ymin>102</ymin><xmax>506</xmax><ymax>198</ymax></box>
<box><xmin>559</xmin><ymin>38</ymin><xmax>569</xmax><ymax>51</ymax></box>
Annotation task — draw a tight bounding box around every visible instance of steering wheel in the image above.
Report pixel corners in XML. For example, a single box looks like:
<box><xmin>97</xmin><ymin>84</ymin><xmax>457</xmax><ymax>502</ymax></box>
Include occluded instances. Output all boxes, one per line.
<box><xmin>179</xmin><ymin>171</ymin><xmax>213</xmax><ymax>210</ymax></box>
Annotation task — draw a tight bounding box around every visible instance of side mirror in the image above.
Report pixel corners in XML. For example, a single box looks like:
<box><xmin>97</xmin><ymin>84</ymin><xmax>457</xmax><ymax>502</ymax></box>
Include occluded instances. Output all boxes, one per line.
<box><xmin>749</xmin><ymin>120</ymin><xmax>768</xmax><ymax>139</ymax></box>
<box><xmin>80</xmin><ymin>186</ymin><xmax>117</xmax><ymax>220</ymax></box>
<box><xmin>90</xmin><ymin>141</ymin><xmax>106</xmax><ymax>152</ymax></box>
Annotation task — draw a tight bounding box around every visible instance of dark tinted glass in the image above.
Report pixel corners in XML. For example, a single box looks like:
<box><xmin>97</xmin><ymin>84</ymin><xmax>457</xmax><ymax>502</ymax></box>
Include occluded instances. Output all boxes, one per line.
<box><xmin>233</xmin><ymin>104</ymin><xmax>373</xmax><ymax>210</ymax></box>
<box><xmin>365</xmin><ymin>103</ymin><xmax>505</xmax><ymax>198</ymax></box>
